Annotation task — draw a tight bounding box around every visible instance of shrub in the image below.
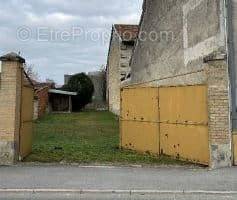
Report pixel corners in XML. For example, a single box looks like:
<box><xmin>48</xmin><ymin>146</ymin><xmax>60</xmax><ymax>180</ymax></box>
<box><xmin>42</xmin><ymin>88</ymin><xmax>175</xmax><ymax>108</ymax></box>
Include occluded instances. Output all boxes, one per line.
<box><xmin>63</xmin><ymin>73</ymin><xmax>94</xmax><ymax>111</ymax></box>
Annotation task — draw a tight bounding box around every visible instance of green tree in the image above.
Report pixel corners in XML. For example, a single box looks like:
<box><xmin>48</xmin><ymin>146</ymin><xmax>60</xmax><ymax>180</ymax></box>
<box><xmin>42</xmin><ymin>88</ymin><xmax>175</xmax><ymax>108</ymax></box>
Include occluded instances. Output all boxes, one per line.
<box><xmin>63</xmin><ymin>73</ymin><xmax>94</xmax><ymax>111</ymax></box>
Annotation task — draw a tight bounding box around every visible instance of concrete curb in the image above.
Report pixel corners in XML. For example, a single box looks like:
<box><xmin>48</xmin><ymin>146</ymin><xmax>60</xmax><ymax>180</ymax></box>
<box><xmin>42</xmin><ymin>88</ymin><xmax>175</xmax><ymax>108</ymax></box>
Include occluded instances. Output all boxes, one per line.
<box><xmin>0</xmin><ymin>189</ymin><xmax>237</xmax><ymax>195</ymax></box>
<box><xmin>16</xmin><ymin>163</ymin><xmax>202</xmax><ymax>170</ymax></box>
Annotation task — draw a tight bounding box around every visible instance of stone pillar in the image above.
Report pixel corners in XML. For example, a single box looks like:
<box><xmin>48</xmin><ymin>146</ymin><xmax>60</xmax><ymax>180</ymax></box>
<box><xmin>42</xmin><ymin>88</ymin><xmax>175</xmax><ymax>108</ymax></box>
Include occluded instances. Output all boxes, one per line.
<box><xmin>0</xmin><ymin>52</ymin><xmax>25</xmax><ymax>165</ymax></box>
<box><xmin>205</xmin><ymin>58</ymin><xmax>232</xmax><ymax>168</ymax></box>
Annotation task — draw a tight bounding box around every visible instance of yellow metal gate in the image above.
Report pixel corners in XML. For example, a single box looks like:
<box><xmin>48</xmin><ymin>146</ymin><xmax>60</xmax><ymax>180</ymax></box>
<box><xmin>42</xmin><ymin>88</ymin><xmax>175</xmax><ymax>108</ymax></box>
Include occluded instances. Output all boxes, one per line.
<box><xmin>159</xmin><ymin>85</ymin><xmax>209</xmax><ymax>165</ymax></box>
<box><xmin>20</xmin><ymin>83</ymin><xmax>34</xmax><ymax>159</ymax></box>
<box><xmin>120</xmin><ymin>87</ymin><xmax>160</xmax><ymax>154</ymax></box>
<box><xmin>233</xmin><ymin>135</ymin><xmax>237</xmax><ymax>165</ymax></box>
<box><xmin>120</xmin><ymin>85</ymin><xmax>210</xmax><ymax>165</ymax></box>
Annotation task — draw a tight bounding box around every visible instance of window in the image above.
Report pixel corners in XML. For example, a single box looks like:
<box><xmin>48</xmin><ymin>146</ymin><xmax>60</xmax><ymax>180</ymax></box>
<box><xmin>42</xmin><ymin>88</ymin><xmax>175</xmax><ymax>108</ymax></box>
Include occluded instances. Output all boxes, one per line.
<box><xmin>121</xmin><ymin>54</ymin><xmax>127</xmax><ymax>59</ymax></box>
<box><xmin>120</xmin><ymin>63</ymin><xmax>127</xmax><ymax>68</ymax></box>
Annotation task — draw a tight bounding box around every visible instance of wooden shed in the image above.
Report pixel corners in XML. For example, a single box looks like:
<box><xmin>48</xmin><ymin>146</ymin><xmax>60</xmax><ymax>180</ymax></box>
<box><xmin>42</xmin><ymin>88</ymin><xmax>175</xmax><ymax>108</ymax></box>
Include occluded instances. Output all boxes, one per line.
<box><xmin>48</xmin><ymin>89</ymin><xmax>77</xmax><ymax>113</ymax></box>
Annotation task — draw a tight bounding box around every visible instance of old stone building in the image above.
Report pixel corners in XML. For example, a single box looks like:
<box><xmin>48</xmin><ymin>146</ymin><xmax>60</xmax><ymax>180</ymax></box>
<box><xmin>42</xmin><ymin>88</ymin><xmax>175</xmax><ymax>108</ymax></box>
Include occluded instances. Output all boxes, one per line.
<box><xmin>121</xmin><ymin>0</ymin><xmax>237</xmax><ymax>168</ymax></box>
<box><xmin>106</xmin><ymin>24</ymin><xmax>139</xmax><ymax>115</ymax></box>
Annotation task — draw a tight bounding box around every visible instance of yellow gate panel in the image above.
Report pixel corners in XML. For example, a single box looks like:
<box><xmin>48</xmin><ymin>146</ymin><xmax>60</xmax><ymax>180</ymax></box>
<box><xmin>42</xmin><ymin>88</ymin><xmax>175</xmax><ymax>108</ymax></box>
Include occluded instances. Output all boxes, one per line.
<box><xmin>234</xmin><ymin>135</ymin><xmax>237</xmax><ymax>165</ymax></box>
<box><xmin>20</xmin><ymin>84</ymin><xmax>34</xmax><ymax>159</ymax></box>
<box><xmin>159</xmin><ymin>85</ymin><xmax>209</xmax><ymax>165</ymax></box>
<box><xmin>120</xmin><ymin>85</ymin><xmax>209</xmax><ymax>166</ymax></box>
<box><xmin>121</xmin><ymin>87</ymin><xmax>159</xmax><ymax>121</ymax></box>
<box><xmin>21</xmin><ymin>86</ymin><xmax>34</xmax><ymax>121</ymax></box>
<box><xmin>159</xmin><ymin>85</ymin><xmax>208</xmax><ymax>124</ymax></box>
<box><xmin>160</xmin><ymin>124</ymin><xmax>209</xmax><ymax>165</ymax></box>
<box><xmin>20</xmin><ymin>122</ymin><xmax>33</xmax><ymax>158</ymax></box>
<box><xmin>120</xmin><ymin>120</ymin><xmax>159</xmax><ymax>154</ymax></box>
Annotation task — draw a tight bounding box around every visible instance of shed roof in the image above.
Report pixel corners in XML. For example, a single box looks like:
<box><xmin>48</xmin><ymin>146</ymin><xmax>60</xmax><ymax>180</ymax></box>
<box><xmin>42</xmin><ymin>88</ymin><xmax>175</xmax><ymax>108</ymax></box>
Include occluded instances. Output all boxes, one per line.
<box><xmin>49</xmin><ymin>89</ymin><xmax>77</xmax><ymax>96</ymax></box>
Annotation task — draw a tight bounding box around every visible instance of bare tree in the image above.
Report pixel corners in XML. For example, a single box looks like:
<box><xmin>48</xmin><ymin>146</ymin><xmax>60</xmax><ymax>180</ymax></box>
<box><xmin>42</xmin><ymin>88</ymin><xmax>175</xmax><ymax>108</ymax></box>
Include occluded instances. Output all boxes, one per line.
<box><xmin>23</xmin><ymin>63</ymin><xmax>40</xmax><ymax>82</ymax></box>
<box><xmin>45</xmin><ymin>78</ymin><xmax>55</xmax><ymax>84</ymax></box>
<box><xmin>44</xmin><ymin>78</ymin><xmax>55</xmax><ymax>88</ymax></box>
<box><xmin>99</xmin><ymin>64</ymin><xmax>106</xmax><ymax>72</ymax></box>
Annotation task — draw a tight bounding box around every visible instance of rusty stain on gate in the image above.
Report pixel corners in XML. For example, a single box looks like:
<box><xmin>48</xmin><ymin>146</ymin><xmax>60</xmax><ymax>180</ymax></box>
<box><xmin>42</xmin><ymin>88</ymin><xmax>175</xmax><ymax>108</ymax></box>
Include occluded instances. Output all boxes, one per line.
<box><xmin>19</xmin><ymin>74</ymin><xmax>34</xmax><ymax>159</ymax></box>
<box><xmin>120</xmin><ymin>85</ymin><xmax>210</xmax><ymax>165</ymax></box>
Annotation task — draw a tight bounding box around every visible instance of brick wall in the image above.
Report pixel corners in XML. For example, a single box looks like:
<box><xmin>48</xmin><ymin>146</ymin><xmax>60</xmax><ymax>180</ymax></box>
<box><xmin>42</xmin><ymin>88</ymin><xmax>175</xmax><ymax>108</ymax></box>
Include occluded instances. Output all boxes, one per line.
<box><xmin>205</xmin><ymin>60</ymin><xmax>232</xmax><ymax>168</ymax></box>
<box><xmin>35</xmin><ymin>87</ymin><xmax>49</xmax><ymax>118</ymax></box>
<box><xmin>0</xmin><ymin>53</ymin><xmax>24</xmax><ymax>165</ymax></box>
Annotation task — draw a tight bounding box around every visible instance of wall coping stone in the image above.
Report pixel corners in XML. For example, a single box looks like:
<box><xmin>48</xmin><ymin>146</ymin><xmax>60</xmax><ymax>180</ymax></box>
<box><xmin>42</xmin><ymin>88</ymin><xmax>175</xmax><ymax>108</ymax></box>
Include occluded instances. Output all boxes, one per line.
<box><xmin>0</xmin><ymin>52</ymin><xmax>25</xmax><ymax>63</ymax></box>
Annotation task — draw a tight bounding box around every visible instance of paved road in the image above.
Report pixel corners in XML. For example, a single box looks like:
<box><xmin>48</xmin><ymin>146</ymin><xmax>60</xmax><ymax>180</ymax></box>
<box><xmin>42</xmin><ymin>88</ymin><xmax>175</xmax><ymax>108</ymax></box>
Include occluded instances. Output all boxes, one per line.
<box><xmin>0</xmin><ymin>165</ymin><xmax>236</xmax><ymax>199</ymax></box>
<box><xmin>1</xmin><ymin>193</ymin><xmax>237</xmax><ymax>200</ymax></box>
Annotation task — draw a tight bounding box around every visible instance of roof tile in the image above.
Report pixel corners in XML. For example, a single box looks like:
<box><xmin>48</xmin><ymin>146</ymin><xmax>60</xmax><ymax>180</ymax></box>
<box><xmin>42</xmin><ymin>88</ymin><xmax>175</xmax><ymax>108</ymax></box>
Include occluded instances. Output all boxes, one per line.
<box><xmin>114</xmin><ymin>24</ymin><xmax>139</xmax><ymax>41</ymax></box>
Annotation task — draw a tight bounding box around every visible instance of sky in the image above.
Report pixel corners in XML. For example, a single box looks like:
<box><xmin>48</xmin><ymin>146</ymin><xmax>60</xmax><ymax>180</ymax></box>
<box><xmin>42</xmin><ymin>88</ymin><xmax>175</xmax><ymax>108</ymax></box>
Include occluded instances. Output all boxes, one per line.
<box><xmin>0</xmin><ymin>0</ymin><xmax>143</xmax><ymax>85</ymax></box>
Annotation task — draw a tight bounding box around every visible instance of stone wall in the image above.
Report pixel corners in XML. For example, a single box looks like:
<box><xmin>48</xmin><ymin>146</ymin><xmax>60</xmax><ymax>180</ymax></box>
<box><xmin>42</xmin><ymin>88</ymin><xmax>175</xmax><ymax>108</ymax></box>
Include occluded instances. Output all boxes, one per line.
<box><xmin>107</xmin><ymin>27</ymin><xmax>121</xmax><ymax>115</ymax></box>
<box><xmin>86</xmin><ymin>71</ymin><xmax>107</xmax><ymax>110</ymax></box>
<box><xmin>88</xmin><ymin>71</ymin><xmax>105</xmax><ymax>103</ymax></box>
<box><xmin>128</xmin><ymin>0</ymin><xmax>232</xmax><ymax>168</ymax></box>
<box><xmin>130</xmin><ymin>0</ymin><xmax>226</xmax><ymax>86</ymax></box>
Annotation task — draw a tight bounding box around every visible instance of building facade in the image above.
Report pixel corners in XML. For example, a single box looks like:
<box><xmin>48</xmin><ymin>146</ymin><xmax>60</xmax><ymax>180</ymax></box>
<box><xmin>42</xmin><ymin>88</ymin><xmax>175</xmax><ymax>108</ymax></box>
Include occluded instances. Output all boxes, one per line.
<box><xmin>122</xmin><ymin>0</ymin><xmax>237</xmax><ymax>168</ymax></box>
<box><xmin>106</xmin><ymin>24</ymin><xmax>139</xmax><ymax>115</ymax></box>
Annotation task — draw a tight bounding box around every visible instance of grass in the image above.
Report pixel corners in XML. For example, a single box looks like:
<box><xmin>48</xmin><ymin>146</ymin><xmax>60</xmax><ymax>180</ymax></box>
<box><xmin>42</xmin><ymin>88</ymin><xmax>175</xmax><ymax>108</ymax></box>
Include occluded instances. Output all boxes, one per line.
<box><xmin>25</xmin><ymin>111</ymin><xmax>189</xmax><ymax>165</ymax></box>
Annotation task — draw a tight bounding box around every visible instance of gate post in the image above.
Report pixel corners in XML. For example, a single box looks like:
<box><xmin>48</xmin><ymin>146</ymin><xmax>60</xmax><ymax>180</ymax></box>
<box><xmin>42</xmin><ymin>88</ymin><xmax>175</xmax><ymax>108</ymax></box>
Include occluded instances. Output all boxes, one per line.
<box><xmin>205</xmin><ymin>57</ymin><xmax>232</xmax><ymax>168</ymax></box>
<box><xmin>0</xmin><ymin>52</ymin><xmax>24</xmax><ymax>165</ymax></box>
